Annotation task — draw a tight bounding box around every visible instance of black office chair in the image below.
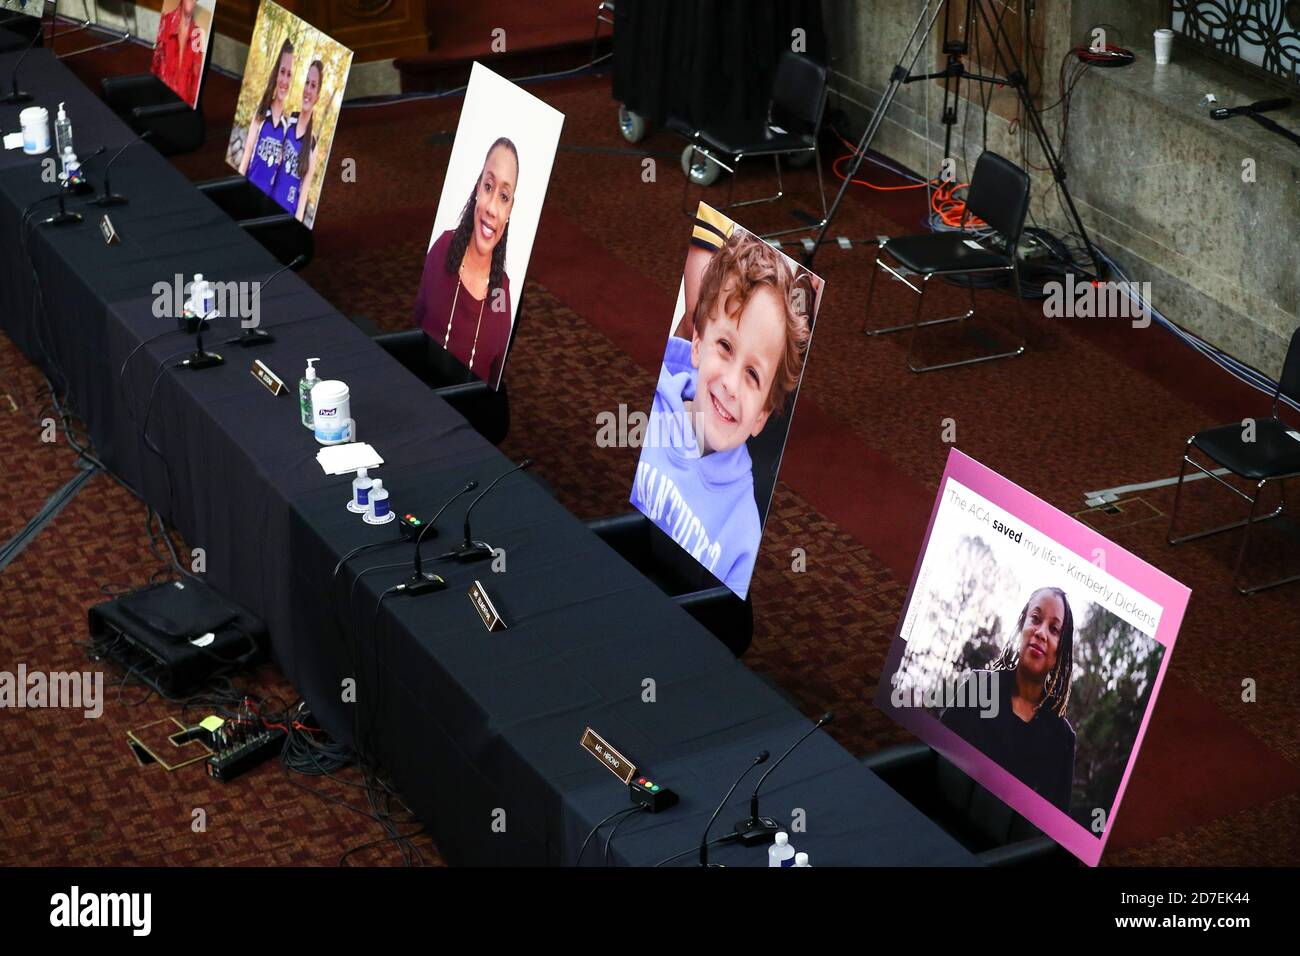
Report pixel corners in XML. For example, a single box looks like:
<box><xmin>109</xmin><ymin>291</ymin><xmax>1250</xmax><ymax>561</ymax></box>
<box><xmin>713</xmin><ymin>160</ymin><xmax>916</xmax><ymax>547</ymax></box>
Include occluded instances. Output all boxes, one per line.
<box><xmin>0</xmin><ymin>9</ymin><xmax>42</xmax><ymax>53</ymax></box>
<box><xmin>673</xmin><ymin>50</ymin><xmax>828</xmax><ymax>239</ymax></box>
<box><xmin>101</xmin><ymin>75</ymin><xmax>206</xmax><ymax>156</ymax></box>
<box><xmin>371</xmin><ymin>327</ymin><xmax>510</xmax><ymax>446</ymax></box>
<box><xmin>586</xmin><ymin>512</ymin><xmax>753</xmax><ymax>657</ymax></box>
<box><xmin>1168</xmin><ymin>326</ymin><xmax>1300</xmax><ymax>594</ymax></box>
<box><xmin>861</xmin><ymin>743</ymin><xmax>1073</xmax><ymax>867</ymax></box>
<box><xmin>100</xmin><ymin>35</ymin><xmax>212</xmax><ymax>157</ymax></box>
<box><xmin>864</xmin><ymin>150</ymin><xmax>1030</xmax><ymax>373</ymax></box>
<box><xmin>196</xmin><ymin>175</ymin><xmax>315</xmax><ymax>269</ymax></box>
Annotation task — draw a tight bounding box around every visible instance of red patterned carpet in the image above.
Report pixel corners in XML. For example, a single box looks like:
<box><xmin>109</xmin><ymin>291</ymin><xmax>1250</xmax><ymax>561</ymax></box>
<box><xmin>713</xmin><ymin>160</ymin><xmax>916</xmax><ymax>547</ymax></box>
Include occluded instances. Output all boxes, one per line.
<box><xmin>1</xmin><ymin>35</ymin><xmax>1297</xmax><ymax>867</ymax></box>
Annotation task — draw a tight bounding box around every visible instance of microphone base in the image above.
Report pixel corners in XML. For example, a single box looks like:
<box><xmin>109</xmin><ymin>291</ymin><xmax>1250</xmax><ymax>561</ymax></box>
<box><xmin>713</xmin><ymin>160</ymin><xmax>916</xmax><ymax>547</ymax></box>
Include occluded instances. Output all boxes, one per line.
<box><xmin>91</xmin><ymin>192</ymin><xmax>129</xmax><ymax>207</ymax></box>
<box><xmin>228</xmin><ymin>329</ymin><xmax>275</xmax><ymax>347</ymax></box>
<box><xmin>452</xmin><ymin>540</ymin><xmax>494</xmax><ymax>563</ymax></box>
<box><xmin>733</xmin><ymin>816</ymin><xmax>781</xmax><ymax>846</ymax></box>
<box><xmin>403</xmin><ymin>571</ymin><xmax>447</xmax><ymax>595</ymax></box>
<box><xmin>42</xmin><ymin>210</ymin><xmax>83</xmax><ymax>226</ymax></box>
<box><xmin>183</xmin><ymin>350</ymin><xmax>224</xmax><ymax>371</ymax></box>
<box><xmin>3</xmin><ymin>90</ymin><xmax>33</xmax><ymax>105</ymax></box>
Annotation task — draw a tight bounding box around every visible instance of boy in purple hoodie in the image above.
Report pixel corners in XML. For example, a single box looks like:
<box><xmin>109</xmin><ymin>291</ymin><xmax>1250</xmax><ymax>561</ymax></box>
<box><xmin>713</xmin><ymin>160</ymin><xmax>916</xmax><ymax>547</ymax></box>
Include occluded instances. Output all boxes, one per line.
<box><xmin>631</xmin><ymin>228</ymin><xmax>811</xmax><ymax>599</ymax></box>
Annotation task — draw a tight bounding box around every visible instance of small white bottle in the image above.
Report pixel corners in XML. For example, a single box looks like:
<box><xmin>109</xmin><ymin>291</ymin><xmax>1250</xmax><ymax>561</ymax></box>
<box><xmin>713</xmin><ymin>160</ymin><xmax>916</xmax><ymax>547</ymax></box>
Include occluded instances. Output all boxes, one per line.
<box><xmin>365</xmin><ymin>479</ymin><xmax>394</xmax><ymax>525</ymax></box>
<box><xmin>348</xmin><ymin>467</ymin><xmax>374</xmax><ymax>514</ymax></box>
<box><xmin>189</xmin><ymin>274</ymin><xmax>214</xmax><ymax>317</ymax></box>
<box><xmin>299</xmin><ymin>357</ymin><xmax>320</xmax><ymax>428</ymax></box>
<box><xmin>793</xmin><ymin>852</ymin><xmax>811</xmax><ymax>867</ymax></box>
<box><xmin>54</xmin><ymin>102</ymin><xmax>73</xmax><ymax>162</ymax></box>
<box><xmin>768</xmin><ymin>831</ymin><xmax>795</xmax><ymax>867</ymax></box>
<box><xmin>59</xmin><ymin>145</ymin><xmax>78</xmax><ymax>183</ymax></box>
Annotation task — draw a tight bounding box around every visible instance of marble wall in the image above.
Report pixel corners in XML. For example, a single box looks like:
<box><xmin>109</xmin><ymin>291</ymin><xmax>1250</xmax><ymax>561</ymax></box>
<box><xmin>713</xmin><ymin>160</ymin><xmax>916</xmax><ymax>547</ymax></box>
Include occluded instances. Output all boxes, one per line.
<box><xmin>822</xmin><ymin>0</ymin><xmax>1300</xmax><ymax>378</ymax></box>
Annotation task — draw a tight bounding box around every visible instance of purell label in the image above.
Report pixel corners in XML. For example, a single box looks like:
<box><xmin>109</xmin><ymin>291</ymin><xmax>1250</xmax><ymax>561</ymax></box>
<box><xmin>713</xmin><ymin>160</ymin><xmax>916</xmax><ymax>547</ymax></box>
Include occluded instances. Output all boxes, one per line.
<box><xmin>372</xmin><ymin>497</ymin><xmax>390</xmax><ymax>517</ymax></box>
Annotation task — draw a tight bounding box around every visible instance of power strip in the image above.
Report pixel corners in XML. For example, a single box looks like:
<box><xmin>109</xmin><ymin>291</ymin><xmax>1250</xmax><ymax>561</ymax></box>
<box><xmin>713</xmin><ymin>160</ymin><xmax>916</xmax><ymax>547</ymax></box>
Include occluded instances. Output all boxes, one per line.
<box><xmin>206</xmin><ymin>727</ymin><xmax>285</xmax><ymax>782</ymax></box>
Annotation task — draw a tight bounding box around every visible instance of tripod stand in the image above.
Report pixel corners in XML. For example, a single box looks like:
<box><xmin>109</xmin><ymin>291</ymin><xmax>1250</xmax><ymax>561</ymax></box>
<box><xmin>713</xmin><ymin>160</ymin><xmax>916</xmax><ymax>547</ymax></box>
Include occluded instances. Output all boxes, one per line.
<box><xmin>803</xmin><ymin>0</ymin><xmax>1102</xmax><ymax>280</ymax></box>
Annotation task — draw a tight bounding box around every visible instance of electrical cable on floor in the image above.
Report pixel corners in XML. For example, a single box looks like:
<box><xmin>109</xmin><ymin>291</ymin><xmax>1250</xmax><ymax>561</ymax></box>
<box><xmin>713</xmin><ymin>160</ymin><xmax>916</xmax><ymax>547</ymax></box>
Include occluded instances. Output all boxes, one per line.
<box><xmin>0</xmin><ymin>459</ymin><xmax>97</xmax><ymax>571</ymax></box>
<box><xmin>1097</xmin><ymin>249</ymin><xmax>1299</xmax><ymax>415</ymax></box>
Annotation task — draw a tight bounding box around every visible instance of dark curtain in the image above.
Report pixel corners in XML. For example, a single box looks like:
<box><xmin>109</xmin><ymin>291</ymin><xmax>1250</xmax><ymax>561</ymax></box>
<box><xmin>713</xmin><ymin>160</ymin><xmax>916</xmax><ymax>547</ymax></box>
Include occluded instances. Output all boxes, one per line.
<box><xmin>613</xmin><ymin>0</ymin><xmax>827</xmax><ymax>129</ymax></box>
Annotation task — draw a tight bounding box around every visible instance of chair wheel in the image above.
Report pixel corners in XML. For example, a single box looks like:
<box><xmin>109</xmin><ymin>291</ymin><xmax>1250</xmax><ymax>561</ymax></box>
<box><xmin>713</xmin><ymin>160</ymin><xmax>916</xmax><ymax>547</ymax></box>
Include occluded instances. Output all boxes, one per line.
<box><xmin>681</xmin><ymin>145</ymin><xmax>721</xmax><ymax>186</ymax></box>
<box><xmin>618</xmin><ymin>105</ymin><xmax>646</xmax><ymax>143</ymax></box>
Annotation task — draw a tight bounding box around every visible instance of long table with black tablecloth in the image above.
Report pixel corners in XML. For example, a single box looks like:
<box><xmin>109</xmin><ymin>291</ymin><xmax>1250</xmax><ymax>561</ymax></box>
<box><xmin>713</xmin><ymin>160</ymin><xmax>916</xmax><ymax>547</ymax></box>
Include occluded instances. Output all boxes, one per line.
<box><xmin>0</xmin><ymin>49</ymin><xmax>978</xmax><ymax>866</ymax></box>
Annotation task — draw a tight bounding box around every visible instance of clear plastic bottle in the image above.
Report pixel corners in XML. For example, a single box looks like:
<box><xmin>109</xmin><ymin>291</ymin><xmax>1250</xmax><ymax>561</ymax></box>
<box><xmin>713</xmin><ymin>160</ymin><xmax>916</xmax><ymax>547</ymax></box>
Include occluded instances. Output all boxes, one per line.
<box><xmin>190</xmin><ymin>274</ymin><xmax>214</xmax><ymax>317</ymax></box>
<box><xmin>349</xmin><ymin>467</ymin><xmax>374</xmax><ymax>513</ymax></box>
<box><xmin>54</xmin><ymin>103</ymin><xmax>73</xmax><ymax>163</ymax></box>
<box><xmin>299</xmin><ymin>358</ymin><xmax>320</xmax><ymax>429</ymax></box>
<box><xmin>768</xmin><ymin>831</ymin><xmax>795</xmax><ymax>867</ymax></box>
<box><xmin>59</xmin><ymin>146</ymin><xmax>78</xmax><ymax>184</ymax></box>
<box><xmin>368</xmin><ymin>479</ymin><xmax>391</xmax><ymax>521</ymax></box>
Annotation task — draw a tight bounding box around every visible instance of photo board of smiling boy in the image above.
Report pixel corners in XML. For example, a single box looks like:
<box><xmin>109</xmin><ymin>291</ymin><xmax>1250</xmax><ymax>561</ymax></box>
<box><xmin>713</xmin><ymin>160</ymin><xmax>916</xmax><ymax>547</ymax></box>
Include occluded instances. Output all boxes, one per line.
<box><xmin>630</xmin><ymin>203</ymin><xmax>823</xmax><ymax>600</ymax></box>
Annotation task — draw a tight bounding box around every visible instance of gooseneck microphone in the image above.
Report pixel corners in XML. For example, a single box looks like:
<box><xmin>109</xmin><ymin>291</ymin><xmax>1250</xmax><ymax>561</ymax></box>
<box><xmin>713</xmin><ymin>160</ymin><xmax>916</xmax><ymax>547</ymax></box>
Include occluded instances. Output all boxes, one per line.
<box><xmin>91</xmin><ymin>130</ymin><xmax>152</xmax><ymax>207</ymax></box>
<box><xmin>446</xmin><ymin>458</ymin><xmax>532</xmax><ymax>563</ymax></box>
<box><xmin>734</xmin><ymin>713</ymin><xmax>833</xmax><ymax>846</ymax></box>
<box><xmin>404</xmin><ymin>479</ymin><xmax>478</xmax><ymax>595</ymax></box>
<box><xmin>699</xmin><ymin>750</ymin><xmax>768</xmax><ymax>867</ymax></box>
<box><xmin>41</xmin><ymin>145</ymin><xmax>104</xmax><ymax>226</ymax></box>
<box><xmin>226</xmin><ymin>254</ymin><xmax>309</xmax><ymax>347</ymax></box>
<box><xmin>3</xmin><ymin>12</ymin><xmax>42</xmax><ymax>105</ymax></box>
<box><xmin>1210</xmin><ymin>97</ymin><xmax>1291</xmax><ymax>120</ymax></box>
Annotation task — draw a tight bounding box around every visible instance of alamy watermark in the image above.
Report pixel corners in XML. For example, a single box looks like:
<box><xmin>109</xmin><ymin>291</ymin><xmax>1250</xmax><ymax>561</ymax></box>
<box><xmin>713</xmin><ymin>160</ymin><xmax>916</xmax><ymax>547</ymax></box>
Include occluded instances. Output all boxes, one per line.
<box><xmin>1041</xmin><ymin>274</ymin><xmax>1152</xmax><ymax>328</ymax></box>
<box><xmin>151</xmin><ymin>274</ymin><xmax>266</xmax><ymax>329</ymax></box>
<box><xmin>891</xmin><ymin>670</ymin><xmax>999</xmax><ymax>719</ymax></box>
<box><xmin>0</xmin><ymin>665</ymin><xmax>103</xmax><ymax>719</ymax></box>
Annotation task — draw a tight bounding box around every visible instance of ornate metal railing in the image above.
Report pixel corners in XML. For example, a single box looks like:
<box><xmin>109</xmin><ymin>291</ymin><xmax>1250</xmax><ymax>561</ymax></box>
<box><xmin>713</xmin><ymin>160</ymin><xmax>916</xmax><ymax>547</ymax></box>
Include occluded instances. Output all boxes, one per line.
<box><xmin>1168</xmin><ymin>1</ymin><xmax>1300</xmax><ymax>89</ymax></box>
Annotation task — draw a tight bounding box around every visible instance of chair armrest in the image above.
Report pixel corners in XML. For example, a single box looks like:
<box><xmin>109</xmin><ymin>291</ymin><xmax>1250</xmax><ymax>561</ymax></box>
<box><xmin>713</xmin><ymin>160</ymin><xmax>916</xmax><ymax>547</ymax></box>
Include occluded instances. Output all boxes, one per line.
<box><xmin>102</xmin><ymin>73</ymin><xmax>172</xmax><ymax>110</ymax></box>
<box><xmin>132</xmin><ymin>102</ymin><xmax>189</xmax><ymax>121</ymax></box>
<box><xmin>196</xmin><ymin>175</ymin><xmax>249</xmax><ymax>196</ymax></box>
<box><xmin>433</xmin><ymin>381</ymin><xmax>491</xmax><ymax>402</ymax></box>
<box><xmin>859</xmin><ymin>742</ymin><xmax>935</xmax><ymax>778</ymax></box>
<box><xmin>240</xmin><ymin>213</ymin><xmax>297</xmax><ymax>231</ymax></box>
<box><xmin>374</xmin><ymin>329</ymin><xmax>428</xmax><ymax>348</ymax></box>
<box><xmin>586</xmin><ymin>512</ymin><xmax>652</xmax><ymax>554</ymax></box>
<box><xmin>374</xmin><ymin>329</ymin><xmax>432</xmax><ymax>380</ymax></box>
<box><xmin>977</xmin><ymin>835</ymin><xmax>1067</xmax><ymax>868</ymax></box>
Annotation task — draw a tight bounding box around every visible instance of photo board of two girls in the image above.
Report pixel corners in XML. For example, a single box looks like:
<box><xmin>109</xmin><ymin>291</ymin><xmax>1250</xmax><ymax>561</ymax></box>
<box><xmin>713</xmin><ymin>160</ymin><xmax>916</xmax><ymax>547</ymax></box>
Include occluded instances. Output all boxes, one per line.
<box><xmin>224</xmin><ymin>0</ymin><xmax>352</xmax><ymax>229</ymax></box>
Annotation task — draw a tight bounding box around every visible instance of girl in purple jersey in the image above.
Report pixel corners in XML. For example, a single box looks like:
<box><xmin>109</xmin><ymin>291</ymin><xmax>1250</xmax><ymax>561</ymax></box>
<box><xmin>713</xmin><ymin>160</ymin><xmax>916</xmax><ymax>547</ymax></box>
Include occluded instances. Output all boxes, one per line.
<box><xmin>271</xmin><ymin>59</ymin><xmax>321</xmax><ymax>220</ymax></box>
<box><xmin>239</xmin><ymin>37</ymin><xmax>293</xmax><ymax>197</ymax></box>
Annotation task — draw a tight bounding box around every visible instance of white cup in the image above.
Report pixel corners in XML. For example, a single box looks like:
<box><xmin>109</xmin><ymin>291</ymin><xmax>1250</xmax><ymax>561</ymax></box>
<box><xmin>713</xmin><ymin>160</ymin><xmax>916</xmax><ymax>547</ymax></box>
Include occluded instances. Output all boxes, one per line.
<box><xmin>1154</xmin><ymin>29</ymin><xmax>1174</xmax><ymax>65</ymax></box>
<box><xmin>19</xmin><ymin>106</ymin><xmax>49</xmax><ymax>155</ymax></box>
<box><xmin>312</xmin><ymin>380</ymin><xmax>356</xmax><ymax>445</ymax></box>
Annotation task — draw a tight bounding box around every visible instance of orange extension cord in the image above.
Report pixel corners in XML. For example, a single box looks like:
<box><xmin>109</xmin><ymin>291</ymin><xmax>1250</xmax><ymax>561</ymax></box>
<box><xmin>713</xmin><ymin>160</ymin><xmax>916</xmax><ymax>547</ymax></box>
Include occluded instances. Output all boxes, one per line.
<box><xmin>831</xmin><ymin>131</ymin><xmax>985</xmax><ymax>230</ymax></box>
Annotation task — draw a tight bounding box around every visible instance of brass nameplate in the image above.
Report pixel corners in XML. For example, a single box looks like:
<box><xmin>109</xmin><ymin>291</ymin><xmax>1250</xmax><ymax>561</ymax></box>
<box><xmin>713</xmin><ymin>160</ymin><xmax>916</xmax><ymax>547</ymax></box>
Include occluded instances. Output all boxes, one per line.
<box><xmin>469</xmin><ymin>579</ymin><xmax>506</xmax><ymax>631</ymax></box>
<box><xmin>251</xmin><ymin>359</ymin><xmax>286</xmax><ymax>396</ymax></box>
<box><xmin>99</xmin><ymin>214</ymin><xmax>119</xmax><ymax>245</ymax></box>
<box><xmin>580</xmin><ymin>727</ymin><xmax>636</xmax><ymax>785</ymax></box>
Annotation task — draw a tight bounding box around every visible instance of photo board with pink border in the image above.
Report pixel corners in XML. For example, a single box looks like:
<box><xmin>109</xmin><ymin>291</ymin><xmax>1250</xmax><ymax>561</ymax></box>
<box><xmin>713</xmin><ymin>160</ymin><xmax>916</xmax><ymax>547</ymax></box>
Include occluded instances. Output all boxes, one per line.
<box><xmin>873</xmin><ymin>448</ymin><xmax>1190</xmax><ymax>866</ymax></box>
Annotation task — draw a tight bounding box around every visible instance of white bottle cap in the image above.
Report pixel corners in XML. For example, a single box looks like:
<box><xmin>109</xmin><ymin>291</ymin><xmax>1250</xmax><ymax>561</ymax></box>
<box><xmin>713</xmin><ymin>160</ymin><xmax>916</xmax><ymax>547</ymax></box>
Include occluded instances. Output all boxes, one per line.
<box><xmin>795</xmin><ymin>852</ymin><xmax>809</xmax><ymax>866</ymax></box>
<box><xmin>305</xmin><ymin>357</ymin><xmax>320</xmax><ymax>381</ymax></box>
<box><xmin>194</xmin><ymin>273</ymin><xmax>204</xmax><ymax>283</ymax></box>
<box><xmin>357</xmin><ymin>467</ymin><xmax>368</xmax><ymax>478</ymax></box>
<box><xmin>774</xmin><ymin>832</ymin><xmax>788</xmax><ymax>846</ymax></box>
<box><xmin>58</xmin><ymin>101</ymin><xmax>66</xmax><ymax>119</ymax></box>
<box><xmin>372</xmin><ymin>479</ymin><xmax>383</xmax><ymax>491</ymax></box>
